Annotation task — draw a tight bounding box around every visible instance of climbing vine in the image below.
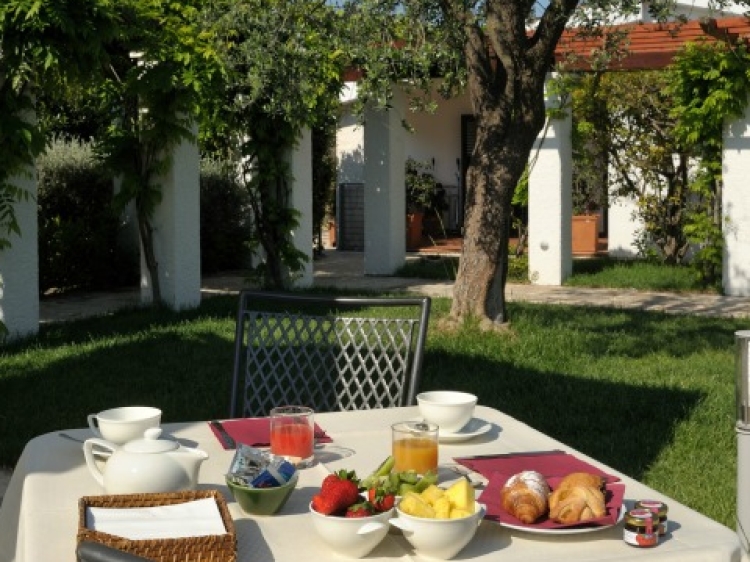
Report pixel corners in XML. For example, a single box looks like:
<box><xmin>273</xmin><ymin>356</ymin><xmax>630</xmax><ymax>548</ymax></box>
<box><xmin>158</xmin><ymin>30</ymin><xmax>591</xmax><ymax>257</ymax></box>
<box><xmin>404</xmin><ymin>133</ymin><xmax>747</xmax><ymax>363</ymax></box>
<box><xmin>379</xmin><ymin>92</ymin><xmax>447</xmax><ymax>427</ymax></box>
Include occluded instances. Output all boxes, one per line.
<box><xmin>668</xmin><ymin>40</ymin><xmax>750</xmax><ymax>286</ymax></box>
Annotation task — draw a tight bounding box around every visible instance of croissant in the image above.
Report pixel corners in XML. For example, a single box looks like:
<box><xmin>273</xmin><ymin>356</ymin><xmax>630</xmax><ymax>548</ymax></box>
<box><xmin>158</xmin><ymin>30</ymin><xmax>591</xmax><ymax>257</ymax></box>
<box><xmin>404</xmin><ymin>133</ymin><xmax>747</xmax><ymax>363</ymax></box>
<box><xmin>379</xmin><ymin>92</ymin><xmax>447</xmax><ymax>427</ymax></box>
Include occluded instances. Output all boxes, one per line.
<box><xmin>554</xmin><ymin>472</ymin><xmax>605</xmax><ymax>492</ymax></box>
<box><xmin>548</xmin><ymin>485</ymin><xmax>606</xmax><ymax>524</ymax></box>
<box><xmin>500</xmin><ymin>470</ymin><xmax>550</xmax><ymax>524</ymax></box>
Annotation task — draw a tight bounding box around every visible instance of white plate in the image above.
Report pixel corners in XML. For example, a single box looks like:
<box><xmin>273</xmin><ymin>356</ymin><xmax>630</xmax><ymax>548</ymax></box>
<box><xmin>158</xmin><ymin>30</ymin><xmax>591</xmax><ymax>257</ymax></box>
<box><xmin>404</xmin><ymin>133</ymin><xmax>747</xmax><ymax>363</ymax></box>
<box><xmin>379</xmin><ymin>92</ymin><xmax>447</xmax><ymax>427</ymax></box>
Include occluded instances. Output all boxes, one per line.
<box><xmin>438</xmin><ymin>418</ymin><xmax>492</xmax><ymax>443</ymax></box>
<box><xmin>498</xmin><ymin>506</ymin><xmax>625</xmax><ymax>535</ymax></box>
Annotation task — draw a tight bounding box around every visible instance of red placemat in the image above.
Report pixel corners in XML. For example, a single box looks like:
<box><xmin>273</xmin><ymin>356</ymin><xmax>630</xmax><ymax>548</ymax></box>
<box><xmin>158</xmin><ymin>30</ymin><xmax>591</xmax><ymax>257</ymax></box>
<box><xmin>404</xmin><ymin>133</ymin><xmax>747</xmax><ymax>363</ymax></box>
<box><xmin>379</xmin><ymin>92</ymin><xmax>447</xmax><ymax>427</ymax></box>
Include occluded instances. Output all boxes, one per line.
<box><xmin>480</xmin><ymin>473</ymin><xmax>626</xmax><ymax>530</ymax></box>
<box><xmin>454</xmin><ymin>450</ymin><xmax>620</xmax><ymax>483</ymax></box>
<box><xmin>208</xmin><ymin>418</ymin><xmax>332</xmax><ymax>450</ymax></box>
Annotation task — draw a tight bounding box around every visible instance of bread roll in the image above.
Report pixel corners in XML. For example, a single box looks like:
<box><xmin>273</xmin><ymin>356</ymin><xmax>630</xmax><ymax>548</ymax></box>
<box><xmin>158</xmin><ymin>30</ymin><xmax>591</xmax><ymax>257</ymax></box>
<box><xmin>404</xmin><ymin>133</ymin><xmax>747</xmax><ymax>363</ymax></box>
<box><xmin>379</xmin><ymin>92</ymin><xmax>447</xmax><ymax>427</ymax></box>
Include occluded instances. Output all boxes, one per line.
<box><xmin>555</xmin><ymin>472</ymin><xmax>605</xmax><ymax>491</ymax></box>
<box><xmin>500</xmin><ymin>470</ymin><xmax>550</xmax><ymax>524</ymax></box>
<box><xmin>548</xmin><ymin>485</ymin><xmax>606</xmax><ymax>524</ymax></box>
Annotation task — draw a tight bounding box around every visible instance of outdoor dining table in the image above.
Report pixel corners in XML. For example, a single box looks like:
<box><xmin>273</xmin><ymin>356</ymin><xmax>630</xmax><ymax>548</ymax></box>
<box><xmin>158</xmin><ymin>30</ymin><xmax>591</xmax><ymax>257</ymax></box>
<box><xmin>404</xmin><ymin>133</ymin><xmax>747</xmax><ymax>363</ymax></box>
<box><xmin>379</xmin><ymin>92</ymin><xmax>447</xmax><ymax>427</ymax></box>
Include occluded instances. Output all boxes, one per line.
<box><xmin>0</xmin><ymin>405</ymin><xmax>742</xmax><ymax>561</ymax></box>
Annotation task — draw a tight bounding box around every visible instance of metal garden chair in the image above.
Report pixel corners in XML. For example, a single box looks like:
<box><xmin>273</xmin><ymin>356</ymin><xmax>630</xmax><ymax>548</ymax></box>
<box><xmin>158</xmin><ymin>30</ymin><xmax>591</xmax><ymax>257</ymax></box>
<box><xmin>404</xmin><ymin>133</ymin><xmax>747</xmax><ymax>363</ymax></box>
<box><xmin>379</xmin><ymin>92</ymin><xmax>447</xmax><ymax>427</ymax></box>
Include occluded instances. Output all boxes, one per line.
<box><xmin>229</xmin><ymin>290</ymin><xmax>432</xmax><ymax>418</ymax></box>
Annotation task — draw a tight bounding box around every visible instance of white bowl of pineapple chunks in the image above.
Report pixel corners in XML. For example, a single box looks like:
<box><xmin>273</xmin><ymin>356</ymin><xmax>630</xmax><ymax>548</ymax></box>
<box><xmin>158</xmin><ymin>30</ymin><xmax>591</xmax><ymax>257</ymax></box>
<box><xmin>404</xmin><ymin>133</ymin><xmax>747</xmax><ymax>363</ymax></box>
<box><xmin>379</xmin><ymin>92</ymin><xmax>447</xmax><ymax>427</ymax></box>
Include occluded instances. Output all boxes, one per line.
<box><xmin>390</xmin><ymin>479</ymin><xmax>485</xmax><ymax>560</ymax></box>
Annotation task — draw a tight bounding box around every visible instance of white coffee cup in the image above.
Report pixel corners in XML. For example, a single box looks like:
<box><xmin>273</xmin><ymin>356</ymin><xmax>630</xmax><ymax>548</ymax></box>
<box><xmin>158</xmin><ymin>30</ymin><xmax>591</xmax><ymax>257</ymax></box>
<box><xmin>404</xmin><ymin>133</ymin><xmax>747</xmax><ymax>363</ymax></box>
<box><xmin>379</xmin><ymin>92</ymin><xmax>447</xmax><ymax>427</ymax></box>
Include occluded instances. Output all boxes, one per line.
<box><xmin>87</xmin><ymin>406</ymin><xmax>162</xmax><ymax>444</ymax></box>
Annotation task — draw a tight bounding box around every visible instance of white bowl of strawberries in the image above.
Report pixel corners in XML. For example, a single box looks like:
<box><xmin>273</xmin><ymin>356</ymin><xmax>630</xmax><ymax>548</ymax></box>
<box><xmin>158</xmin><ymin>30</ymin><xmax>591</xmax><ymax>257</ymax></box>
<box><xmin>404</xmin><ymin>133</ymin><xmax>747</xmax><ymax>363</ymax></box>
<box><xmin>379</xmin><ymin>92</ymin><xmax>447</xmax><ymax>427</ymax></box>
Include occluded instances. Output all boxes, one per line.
<box><xmin>309</xmin><ymin>469</ymin><xmax>395</xmax><ymax>558</ymax></box>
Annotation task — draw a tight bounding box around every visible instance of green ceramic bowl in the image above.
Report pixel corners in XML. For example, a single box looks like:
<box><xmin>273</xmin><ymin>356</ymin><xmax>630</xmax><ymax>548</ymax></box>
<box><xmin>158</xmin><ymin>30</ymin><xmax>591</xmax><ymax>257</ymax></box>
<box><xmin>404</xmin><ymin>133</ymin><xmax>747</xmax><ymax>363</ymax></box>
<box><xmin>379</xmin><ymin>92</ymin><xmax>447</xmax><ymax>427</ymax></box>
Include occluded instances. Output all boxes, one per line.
<box><xmin>226</xmin><ymin>472</ymin><xmax>299</xmax><ymax>515</ymax></box>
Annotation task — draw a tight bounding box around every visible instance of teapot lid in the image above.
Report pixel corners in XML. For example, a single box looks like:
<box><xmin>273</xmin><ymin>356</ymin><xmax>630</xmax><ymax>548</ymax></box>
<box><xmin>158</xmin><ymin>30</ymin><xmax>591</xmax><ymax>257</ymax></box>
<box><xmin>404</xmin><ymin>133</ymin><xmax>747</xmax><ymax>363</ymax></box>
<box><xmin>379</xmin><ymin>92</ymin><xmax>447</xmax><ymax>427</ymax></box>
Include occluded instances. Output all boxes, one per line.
<box><xmin>122</xmin><ymin>428</ymin><xmax>179</xmax><ymax>453</ymax></box>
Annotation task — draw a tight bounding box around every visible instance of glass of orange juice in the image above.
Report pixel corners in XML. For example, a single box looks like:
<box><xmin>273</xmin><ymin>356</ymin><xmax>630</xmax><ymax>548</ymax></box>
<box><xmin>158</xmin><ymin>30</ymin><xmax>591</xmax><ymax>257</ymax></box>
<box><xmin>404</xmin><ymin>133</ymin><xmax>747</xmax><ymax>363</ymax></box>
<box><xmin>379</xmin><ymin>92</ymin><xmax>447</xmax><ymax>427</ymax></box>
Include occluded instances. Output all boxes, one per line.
<box><xmin>392</xmin><ymin>421</ymin><xmax>439</xmax><ymax>474</ymax></box>
<box><xmin>270</xmin><ymin>406</ymin><xmax>315</xmax><ymax>468</ymax></box>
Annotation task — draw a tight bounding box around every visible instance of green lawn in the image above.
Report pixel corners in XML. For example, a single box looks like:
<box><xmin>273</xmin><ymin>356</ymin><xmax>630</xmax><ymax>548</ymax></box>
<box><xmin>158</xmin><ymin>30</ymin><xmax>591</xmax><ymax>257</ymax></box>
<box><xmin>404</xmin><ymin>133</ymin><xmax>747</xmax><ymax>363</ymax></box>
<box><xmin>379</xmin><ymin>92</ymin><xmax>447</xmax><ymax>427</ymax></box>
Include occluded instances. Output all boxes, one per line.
<box><xmin>396</xmin><ymin>255</ymin><xmax>716</xmax><ymax>293</ymax></box>
<box><xmin>0</xmin><ymin>294</ymin><xmax>743</xmax><ymax>529</ymax></box>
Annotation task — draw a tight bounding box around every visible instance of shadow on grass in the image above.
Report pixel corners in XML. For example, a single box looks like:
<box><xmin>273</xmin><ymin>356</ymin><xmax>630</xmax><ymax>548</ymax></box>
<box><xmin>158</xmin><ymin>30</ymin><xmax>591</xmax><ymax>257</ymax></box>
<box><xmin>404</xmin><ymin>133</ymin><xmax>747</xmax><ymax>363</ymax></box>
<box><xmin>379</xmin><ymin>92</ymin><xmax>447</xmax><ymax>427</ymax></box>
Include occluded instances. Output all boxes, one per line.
<box><xmin>1</xmin><ymin>296</ymin><xmax>739</xmax><ymax>479</ymax></box>
<box><xmin>421</xmin><ymin>347</ymin><xmax>704</xmax><ymax>482</ymax></box>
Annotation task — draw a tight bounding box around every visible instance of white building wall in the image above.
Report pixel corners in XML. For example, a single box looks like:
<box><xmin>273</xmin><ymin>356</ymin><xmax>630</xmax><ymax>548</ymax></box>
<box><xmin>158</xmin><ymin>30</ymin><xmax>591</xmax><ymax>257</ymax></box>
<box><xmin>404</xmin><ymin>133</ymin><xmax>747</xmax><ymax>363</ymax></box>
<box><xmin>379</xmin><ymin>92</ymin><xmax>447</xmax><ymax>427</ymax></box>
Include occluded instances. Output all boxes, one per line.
<box><xmin>289</xmin><ymin>128</ymin><xmax>314</xmax><ymax>287</ymax></box>
<box><xmin>0</xmin><ymin>168</ymin><xmax>39</xmax><ymax>340</ymax></box>
<box><xmin>141</xmin><ymin>125</ymin><xmax>201</xmax><ymax>310</ymax></box>
<box><xmin>608</xmin><ymin>173</ymin><xmax>642</xmax><ymax>258</ymax></box>
<box><xmin>338</xmin><ymin>81</ymin><xmax>473</xmax><ymax>190</ymax></box>
<box><xmin>722</xmin><ymin>112</ymin><xmax>750</xmax><ymax>297</ymax></box>
<box><xmin>528</xmin><ymin>86</ymin><xmax>573</xmax><ymax>286</ymax></box>
<box><xmin>402</xmin><ymin>84</ymin><xmax>473</xmax><ymax>187</ymax></box>
<box><xmin>362</xmin><ymin>90</ymin><xmax>408</xmax><ymax>274</ymax></box>
<box><xmin>337</xmin><ymin>110</ymin><xmax>365</xmax><ymax>184</ymax></box>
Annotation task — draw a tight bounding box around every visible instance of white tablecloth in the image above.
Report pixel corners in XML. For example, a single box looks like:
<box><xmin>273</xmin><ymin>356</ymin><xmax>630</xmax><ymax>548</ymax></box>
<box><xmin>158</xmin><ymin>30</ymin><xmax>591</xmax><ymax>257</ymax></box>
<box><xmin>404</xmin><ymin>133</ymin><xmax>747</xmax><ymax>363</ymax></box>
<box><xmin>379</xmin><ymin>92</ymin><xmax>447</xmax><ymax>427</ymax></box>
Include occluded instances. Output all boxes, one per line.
<box><xmin>0</xmin><ymin>405</ymin><xmax>742</xmax><ymax>561</ymax></box>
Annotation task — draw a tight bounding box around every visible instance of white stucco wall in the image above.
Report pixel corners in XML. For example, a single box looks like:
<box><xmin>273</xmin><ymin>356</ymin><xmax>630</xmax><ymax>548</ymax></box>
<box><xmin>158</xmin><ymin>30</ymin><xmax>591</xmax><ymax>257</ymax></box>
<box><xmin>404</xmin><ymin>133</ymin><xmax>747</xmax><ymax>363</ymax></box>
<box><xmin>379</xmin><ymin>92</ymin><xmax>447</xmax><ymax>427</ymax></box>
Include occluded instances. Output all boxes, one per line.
<box><xmin>290</xmin><ymin>128</ymin><xmax>314</xmax><ymax>287</ymax></box>
<box><xmin>0</xmin><ymin>168</ymin><xmax>39</xmax><ymax>340</ymax></box>
<box><xmin>140</xmin><ymin>126</ymin><xmax>201</xmax><ymax>310</ymax></box>
<box><xmin>723</xmin><ymin>112</ymin><xmax>750</xmax><ymax>297</ymax></box>
<box><xmin>337</xmin><ymin>110</ymin><xmax>365</xmax><ymax>184</ymax></box>
<box><xmin>362</xmin><ymin>91</ymin><xmax>408</xmax><ymax>275</ymax></box>
<box><xmin>608</xmin><ymin>193</ymin><xmax>641</xmax><ymax>258</ymax></box>
<box><xmin>338</xmin><ymin>81</ymin><xmax>473</xmax><ymax>191</ymax></box>
<box><xmin>528</xmin><ymin>93</ymin><xmax>574</xmax><ymax>286</ymax></box>
<box><xmin>401</xmin><ymin>84</ymin><xmax>473</xmax><ymax>187</ymax></box>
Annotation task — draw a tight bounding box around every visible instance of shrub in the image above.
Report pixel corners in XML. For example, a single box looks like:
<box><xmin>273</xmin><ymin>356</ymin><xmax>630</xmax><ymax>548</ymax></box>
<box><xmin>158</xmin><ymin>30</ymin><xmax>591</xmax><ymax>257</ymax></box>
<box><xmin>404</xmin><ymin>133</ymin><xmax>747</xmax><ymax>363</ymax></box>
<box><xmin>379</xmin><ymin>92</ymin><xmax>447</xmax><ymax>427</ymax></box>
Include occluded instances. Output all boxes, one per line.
<box><xmin>200</xmin><ymin>159</ymin><xmax>252</xmax><ymax>274</ymax></box>
<box><xmin>37</xmin><ymin>139</ymin><xmax>138</xmax><ymax>293</ymax></box>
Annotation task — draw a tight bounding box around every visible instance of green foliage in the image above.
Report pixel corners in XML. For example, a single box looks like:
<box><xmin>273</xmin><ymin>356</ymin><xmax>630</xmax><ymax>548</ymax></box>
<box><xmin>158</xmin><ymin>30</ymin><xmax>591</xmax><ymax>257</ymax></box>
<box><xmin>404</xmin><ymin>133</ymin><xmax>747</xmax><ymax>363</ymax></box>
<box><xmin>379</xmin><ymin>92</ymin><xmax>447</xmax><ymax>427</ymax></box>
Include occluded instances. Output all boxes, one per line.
<box><xmin>93</xmin><ymin>0</ymin><xmax>220</xmax><ymax>304</ymax></box>
<box><xmin>202</xmin><ymin>0</ymin><xmax>345</xmax><ymax>288</ymax></box>
<box><xmin>405</xmin><ymin>158</ymin><xmax>445</xmax><ymax>214</ymax></box>
<box><xmin>0</xmin><ymin>0</ymin><xmax>121</xmax><ymax>334</ymax></box>
<box><xmin>37</xmin><ymin>139</ymin><xmax>138</xmax><ymax>293</ymax></box>
<box><xmin>0</xmin><ymin>0</ymin><xmax>121</xmax><ymax>249</ymax></box>
<box><xmin>667</xmin><ymin>41</ymin><xmax>750</xmax><ymax>287</ymax></box>
<box><xmin>199</xmin><ymin>158</ymin><xmax>253</xmax><ymax>274</ymax></box>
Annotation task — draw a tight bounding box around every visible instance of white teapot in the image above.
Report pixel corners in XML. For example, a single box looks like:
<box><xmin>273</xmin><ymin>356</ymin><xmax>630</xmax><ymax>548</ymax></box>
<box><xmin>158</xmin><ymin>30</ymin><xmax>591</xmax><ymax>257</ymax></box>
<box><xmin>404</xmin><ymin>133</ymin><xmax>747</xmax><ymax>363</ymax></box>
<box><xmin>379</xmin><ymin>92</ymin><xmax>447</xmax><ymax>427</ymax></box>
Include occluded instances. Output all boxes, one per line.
<box><xmin>84</xmin><ymin>428</ymin><xmax>209</xmax><ymax>494</ymax></box>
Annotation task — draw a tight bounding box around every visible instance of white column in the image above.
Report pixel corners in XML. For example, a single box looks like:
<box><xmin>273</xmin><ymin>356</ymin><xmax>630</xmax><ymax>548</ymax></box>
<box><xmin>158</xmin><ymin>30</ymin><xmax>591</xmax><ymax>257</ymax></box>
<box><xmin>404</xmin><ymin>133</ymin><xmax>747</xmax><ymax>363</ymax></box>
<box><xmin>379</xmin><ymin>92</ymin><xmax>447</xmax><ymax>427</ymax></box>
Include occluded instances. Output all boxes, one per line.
<box><xmin>723</xmin><ymin>112</ymin><xmax>750</xmax><ymax>297</ymax></box>
<box><xmin>363</xmin><ymin>90</ymin><xmax>407</xmax><ymax>275</ymax></box>
<box><xmin>528</xmin><ymin>77</ymin><xmax>573</xmax><ymax>286</ymax></box>
<box><xmin>141</xmin><ymin>124</ymin><xmax>201</xmax><ymax>310</ymax></box>
<box><xmin>289</xmin><ymin>127</ymin><xmax>314</xmax><ymax>288</ymax></box>
<box><xmin>0</xmin><ymin>168</ymin><xmax>39</xmax><ymax>339</ymax></box>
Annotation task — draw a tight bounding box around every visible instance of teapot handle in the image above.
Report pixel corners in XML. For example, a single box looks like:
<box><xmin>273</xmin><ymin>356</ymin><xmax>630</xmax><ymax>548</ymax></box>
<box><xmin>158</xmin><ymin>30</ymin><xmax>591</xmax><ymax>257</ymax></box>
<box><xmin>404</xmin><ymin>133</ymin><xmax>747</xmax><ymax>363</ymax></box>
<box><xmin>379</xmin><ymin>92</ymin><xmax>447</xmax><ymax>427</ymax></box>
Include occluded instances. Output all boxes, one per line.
<box><xmin>83</xmin><ymin>438</ymin><xmax>117</xmax><ymax>487</ymax></box>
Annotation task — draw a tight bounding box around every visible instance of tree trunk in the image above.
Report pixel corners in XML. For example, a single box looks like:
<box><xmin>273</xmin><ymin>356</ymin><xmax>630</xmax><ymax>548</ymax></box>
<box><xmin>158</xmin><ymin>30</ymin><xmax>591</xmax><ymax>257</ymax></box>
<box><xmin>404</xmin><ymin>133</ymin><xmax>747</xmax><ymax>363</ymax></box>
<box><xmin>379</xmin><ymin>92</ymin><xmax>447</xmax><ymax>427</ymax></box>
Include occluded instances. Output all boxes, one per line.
<box><xmin>450</xmin><ymin>123</ymin><xmax>537</xmax><ymax>326</ymax></box>
<box><xmin>138</xmin><ymin>211</ymin><xmax>161</xmax><ymax>305</ymax></box>
<box><xmin>448</xmin><ymin>3</ymin><xmax>572</xmax><ymax>327</ymax></box>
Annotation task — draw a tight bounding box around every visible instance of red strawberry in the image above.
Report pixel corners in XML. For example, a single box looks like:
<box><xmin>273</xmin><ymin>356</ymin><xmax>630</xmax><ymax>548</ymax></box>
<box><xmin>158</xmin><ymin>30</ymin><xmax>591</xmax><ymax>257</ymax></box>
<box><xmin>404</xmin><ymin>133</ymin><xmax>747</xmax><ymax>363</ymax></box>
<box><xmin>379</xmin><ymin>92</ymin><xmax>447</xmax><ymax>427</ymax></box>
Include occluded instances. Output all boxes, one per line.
<box><xmin>345</xmin><ymin>502</ymin><xmax>375</xmax><ymax>518</ymax></box>
<box><xmin>312</xmin><ymin>493</ymin><xmax>341</xmax><ymax>515</ymax></box>
<box><xmin>367</xmin><ymin>487</ymin><xmax>395</xmax><ymax>512</ymax></box>
<box><xmin>313</xmin><ymin>470</ymin><xmax>361</xmax><ymax>515</ymax></box>
<box><xmin>320</xmin><ymin>473</ymin><xmax>340</xmax><ymax>494</ymax></box>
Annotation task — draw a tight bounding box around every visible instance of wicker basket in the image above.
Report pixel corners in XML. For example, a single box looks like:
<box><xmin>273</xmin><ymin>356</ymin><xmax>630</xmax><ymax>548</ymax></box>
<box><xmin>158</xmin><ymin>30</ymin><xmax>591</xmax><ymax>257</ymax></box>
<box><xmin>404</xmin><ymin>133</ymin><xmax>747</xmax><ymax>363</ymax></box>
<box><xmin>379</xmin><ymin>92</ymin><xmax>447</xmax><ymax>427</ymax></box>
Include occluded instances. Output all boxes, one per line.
<box><xmin>78</xmin><ymin>490</ymin><xmax>236</xmax><ymax>562</ymax></box>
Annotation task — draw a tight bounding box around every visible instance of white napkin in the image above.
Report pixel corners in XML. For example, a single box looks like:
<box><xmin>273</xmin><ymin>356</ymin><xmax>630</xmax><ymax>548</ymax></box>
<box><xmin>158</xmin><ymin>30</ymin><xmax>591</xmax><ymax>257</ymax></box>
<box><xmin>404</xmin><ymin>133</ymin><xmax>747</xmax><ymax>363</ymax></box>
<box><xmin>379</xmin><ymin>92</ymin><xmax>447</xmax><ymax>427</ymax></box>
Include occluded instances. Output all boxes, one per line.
<box><xmin>86</xmin><ymin>498</ymin><xmax>228</xmax><ymax>540</ymax></box>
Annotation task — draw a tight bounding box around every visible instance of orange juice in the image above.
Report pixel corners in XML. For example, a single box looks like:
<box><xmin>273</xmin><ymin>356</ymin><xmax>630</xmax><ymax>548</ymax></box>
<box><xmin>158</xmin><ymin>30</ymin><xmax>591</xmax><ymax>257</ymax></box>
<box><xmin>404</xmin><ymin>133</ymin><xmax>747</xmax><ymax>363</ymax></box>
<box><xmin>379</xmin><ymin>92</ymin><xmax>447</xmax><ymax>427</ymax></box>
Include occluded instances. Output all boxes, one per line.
<box><xmin>270</xmin><ymin>422</ymin><xmax>313</xmax><ymax>460</ymax></box>
<box><xmin>393</xmin><ymin>437</ymin><xmax>438</xmax><ymax>474</ymax></box>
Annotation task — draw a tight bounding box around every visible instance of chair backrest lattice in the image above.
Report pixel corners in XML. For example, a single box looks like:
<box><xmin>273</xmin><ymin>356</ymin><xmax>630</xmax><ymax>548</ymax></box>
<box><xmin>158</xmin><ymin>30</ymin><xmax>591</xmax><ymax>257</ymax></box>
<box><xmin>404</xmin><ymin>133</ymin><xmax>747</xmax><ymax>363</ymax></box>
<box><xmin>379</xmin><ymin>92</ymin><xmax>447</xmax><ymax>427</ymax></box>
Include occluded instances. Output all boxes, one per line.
<box><xmin>230</xmin><ymin>291</ymin><xmax>431</xmax><ymax>418</ymax></box>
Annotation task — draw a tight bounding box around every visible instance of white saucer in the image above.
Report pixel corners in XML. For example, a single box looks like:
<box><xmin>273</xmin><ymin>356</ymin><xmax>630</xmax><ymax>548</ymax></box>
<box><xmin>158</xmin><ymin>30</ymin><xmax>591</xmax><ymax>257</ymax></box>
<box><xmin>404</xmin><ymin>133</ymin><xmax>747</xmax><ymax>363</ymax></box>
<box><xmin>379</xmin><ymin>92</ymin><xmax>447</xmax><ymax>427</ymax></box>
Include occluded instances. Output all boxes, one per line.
<box><xmin>438</xmin><ymin>418</ymin><xmax>492</xmax><ymax>443</ymax></box>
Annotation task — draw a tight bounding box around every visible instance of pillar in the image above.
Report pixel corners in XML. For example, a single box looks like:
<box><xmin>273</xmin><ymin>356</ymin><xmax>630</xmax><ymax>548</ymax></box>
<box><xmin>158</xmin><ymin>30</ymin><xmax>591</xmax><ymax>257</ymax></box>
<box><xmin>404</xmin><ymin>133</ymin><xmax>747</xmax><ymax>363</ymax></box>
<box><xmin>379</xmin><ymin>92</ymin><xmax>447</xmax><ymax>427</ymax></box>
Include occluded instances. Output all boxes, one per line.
<box><xmin>289</xmin><ymin>127</ymin><xmax>314</xmax><ymax>288</ymax></box>
<box><xmin>528</xmin><ymin>76</ymin><xmax>573</xmax><ymax>286</ymax></box>
<box><xmin>362</xmin><ymin>90</ymin><xmax>407</xmax><ymax>275</ymax></box>
<box><xmin>723</xmin><ymin>112</ymin><xmax>750</xmax><ymax>297</ymax></box>
<box><xmin>0</xmin><ymin>168</ymin><xmax>39</xmax><ymax>340</ymax></box>
<box><xmin>141</xmin><ymin>124</ymin><xmax>201</xmax><ymax>310</ymax></box>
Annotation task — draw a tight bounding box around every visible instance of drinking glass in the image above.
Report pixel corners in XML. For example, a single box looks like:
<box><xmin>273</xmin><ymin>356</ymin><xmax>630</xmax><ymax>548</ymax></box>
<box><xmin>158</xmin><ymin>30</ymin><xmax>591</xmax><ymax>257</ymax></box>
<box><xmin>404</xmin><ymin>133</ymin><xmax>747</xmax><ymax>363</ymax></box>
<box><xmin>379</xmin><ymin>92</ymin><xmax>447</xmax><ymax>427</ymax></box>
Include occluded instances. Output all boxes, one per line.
<box><xmin>270</xmin><ymin>406</ymin><xmax>315</xmax><ymax>468</ymax></box>
<box><xmin>392</xmin><ymin>421</ymin><xmax>439</xmax><ymax>474</ymax></box>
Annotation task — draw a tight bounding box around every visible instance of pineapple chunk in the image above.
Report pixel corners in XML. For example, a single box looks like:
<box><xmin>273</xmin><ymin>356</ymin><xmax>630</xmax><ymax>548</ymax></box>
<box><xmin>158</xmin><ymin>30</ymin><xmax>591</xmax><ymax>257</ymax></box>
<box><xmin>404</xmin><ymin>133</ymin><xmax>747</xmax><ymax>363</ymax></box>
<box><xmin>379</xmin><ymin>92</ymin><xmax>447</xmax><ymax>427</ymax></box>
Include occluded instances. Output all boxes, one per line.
<box><xmin>444</xmin><ymin>479</ymin><xmax>474</xmax><ymax>511</ymax></box>
<box><xmin>420</xmin><ymin>484</ymin><xmax>445</xmax><ymax>504</ymax></box>
<box><xmin>433</xmin><ymin>496</ymin><xmax>452</xmax><ymax>519</ymax></box>
<box><xmin>450</xmin><ymin>507</ymin><xmax>474</xmax><ymax>519</ymax></box>
<box><xmin>399</xmin><ymin>492</ymin><xmax>436</xmax><ymax>518</ymax></box>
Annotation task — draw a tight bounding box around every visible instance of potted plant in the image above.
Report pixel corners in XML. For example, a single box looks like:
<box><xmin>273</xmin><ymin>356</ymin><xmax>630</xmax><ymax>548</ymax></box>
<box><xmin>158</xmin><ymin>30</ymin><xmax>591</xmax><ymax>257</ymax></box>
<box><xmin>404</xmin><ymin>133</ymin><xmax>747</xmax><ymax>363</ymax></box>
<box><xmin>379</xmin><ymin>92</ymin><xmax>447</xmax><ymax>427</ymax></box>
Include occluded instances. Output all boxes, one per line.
<box><xmin>571</xmin><ymin>180</ymin><xmax>601</xmax><ymax>255</ymax></box>
<box><xmin>405</xmin><ymin>158</ymin><xmax>446</xmax><ymax>249</ymax></box>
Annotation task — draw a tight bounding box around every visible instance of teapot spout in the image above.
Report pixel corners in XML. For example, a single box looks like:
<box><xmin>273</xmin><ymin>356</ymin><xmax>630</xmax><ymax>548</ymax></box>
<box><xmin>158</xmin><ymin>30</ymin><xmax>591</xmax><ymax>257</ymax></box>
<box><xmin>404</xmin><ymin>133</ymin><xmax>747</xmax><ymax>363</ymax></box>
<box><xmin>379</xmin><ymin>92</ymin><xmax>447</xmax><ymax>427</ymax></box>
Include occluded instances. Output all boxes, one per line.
<box><xmin>174</xmin><ymin>447</ymin><xmax>209</xmax><ymax>489</ymax></box>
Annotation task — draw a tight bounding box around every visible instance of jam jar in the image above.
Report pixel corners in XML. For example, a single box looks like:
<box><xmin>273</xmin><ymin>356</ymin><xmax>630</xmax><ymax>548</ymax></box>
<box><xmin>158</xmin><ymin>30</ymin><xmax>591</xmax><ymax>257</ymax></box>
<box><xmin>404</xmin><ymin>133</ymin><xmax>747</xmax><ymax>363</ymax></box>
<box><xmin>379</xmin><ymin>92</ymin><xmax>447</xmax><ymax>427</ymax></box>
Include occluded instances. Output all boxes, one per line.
<box><xmin>635</xmin><ymin>500</ymin><xmax>669</xmax><ymax>536</ymax></box>
<box><xmin>623</xmin><ymin>508</ymin><xmax>659</xmax><ymax>547</ymax></box>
